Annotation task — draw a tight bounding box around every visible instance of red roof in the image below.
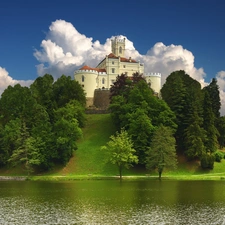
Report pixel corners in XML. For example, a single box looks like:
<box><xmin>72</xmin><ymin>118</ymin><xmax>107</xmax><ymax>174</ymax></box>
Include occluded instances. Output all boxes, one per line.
<box><xmin>108</xmin><ymin>53</ymin><xmax>118</xmax><ymax>59</ymax></box>
<box><xmin>79</xmin><ymin>65</ymin><xmax>106</xmax><ymax>73</ymax></box>
<box><xmin>107</xmin><ymin>53</ymin><xmax>137</xmax><ymax>63</ymax></box>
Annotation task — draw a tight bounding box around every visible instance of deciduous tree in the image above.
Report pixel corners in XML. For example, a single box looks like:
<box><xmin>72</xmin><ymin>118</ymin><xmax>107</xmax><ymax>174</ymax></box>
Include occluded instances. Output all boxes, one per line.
<box><xmin>101</xmin><ymin>129</ymin><xmax>138</xmax><ymax>179</ymax></box>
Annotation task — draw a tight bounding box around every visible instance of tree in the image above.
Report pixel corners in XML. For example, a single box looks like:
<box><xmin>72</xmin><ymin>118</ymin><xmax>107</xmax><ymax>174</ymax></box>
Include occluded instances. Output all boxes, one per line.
<box><xmin>53</xmin><ymin>103</ymin><xmax>83</xmax><ymax>165</ymax></box>
<box><xmin>110</xmin><ymin>73</ymin><xmax>131</xmax><ymax>101</ymax></box>
<box><xmin>53</xmin><ymin>75</ymin><xmax>86</xmax><ymax>108</ymax></box>
<box><xmin>146</xmin><ymin>125</ymin><xmax>177</xmax><ymax>180</ymax></box>
<box><xmin>161</xmin><ymin>70</ymin><xmax>203</xmax><ymax>153</ymax></box>
<box><xmin>202</xmin><ymin>91</ymin><xmax>218</xmax><ymax>153</ymax></box>
<box><xmin>109</xmin><ymin>73</ymin><xmax>177</xmax><ymax>165</ymax></box>
<box><xmin>217</xmin><ymin>116</ymin><xmax>225</xmax><ymax>149</ymax></box>
<box><xmin>127</xmin><ymin>108</ymin><xmax>155</xmax><ymax>164</ymax></box>
<box><xmin>101</xmin><ymin>129</ymin><xmax>138</xmax><ymax>179</ymax></box>
<box><xmin>8</xmin><ymin>137</ymin><xmax>42</xmax><ymax>175</ymax></box>
<box><xmin>203</xmin><ymin>78</ymin><xmax>221</xmax><ymax>119</ymax></box>
<box><xmin>184</xmin><ymin>110</ymin><xmax>206</xmax><ymax>159</ymax></box>
<box><xmin>30</xmin><ymin>74</ymin><xmax>56</xmax><ymax>122</ymax></box>
<box><xmin>0</xmin><ymin>84</ymin><xmax>38</xmax><ymax>127</ymax></box>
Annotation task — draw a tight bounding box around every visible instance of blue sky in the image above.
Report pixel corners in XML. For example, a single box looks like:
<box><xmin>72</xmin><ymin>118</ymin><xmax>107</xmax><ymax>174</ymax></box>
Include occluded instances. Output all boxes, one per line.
<box><xmin>1</xmin><ymin>0</ymin><xmax>225</xmax><ymax>111</ymax></box>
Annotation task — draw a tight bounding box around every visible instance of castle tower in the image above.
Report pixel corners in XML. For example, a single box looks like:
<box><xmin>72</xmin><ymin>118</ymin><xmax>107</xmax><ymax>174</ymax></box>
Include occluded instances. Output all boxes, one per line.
<box><xmin>111</xmin><ymin>37</ymin><xmax>125</xmax><ymax>57</ymax></box>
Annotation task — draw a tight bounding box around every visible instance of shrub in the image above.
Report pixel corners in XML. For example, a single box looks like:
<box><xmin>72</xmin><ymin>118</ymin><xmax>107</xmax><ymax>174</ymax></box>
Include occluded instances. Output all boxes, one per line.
<box><xmin>213</xmin><ymin>151</ymin><xmax>224</xmax><ymax>162</ymax></box>
<box><xmin>200</xmin><ymin>153</ymin><xmax>215</xmax><ymax>169</ymax></box>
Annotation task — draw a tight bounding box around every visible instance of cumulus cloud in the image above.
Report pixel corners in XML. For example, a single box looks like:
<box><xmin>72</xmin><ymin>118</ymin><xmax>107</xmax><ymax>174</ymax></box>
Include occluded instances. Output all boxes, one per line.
<box><xmin>34</xmin><ymin>19</ymin><xmax>225</xmax><ymax>115</ymax></box>
<box><xmin>34</xmin><ymin>19</ymin><xmax>207</xmax><ymax>84</ymax></box>
<box><xmin>0</xmin><ymin>67</ymin><xmax>33</xmax><ymax>95</ymax></box>
<box><xmin>216</xmin><ymin>71</ymin><xmax>225</xmax><ymax>115</ymax></box>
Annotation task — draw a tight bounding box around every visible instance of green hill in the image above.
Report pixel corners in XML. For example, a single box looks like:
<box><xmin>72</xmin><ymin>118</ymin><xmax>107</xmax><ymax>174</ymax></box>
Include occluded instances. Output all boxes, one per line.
<box><xmin>2</xmin><ymin>113</ymin><xmax>225</xmax><ymax>180</ymax></box>
<box><xmin>60</xmin><ymin>113</ymin><xmax>118</xmax><ymax>176</ymax></box>
<box><xmin>47</xmin><ymin>113</ymin><xmax>225</xmax><ymax>180</ymax></box>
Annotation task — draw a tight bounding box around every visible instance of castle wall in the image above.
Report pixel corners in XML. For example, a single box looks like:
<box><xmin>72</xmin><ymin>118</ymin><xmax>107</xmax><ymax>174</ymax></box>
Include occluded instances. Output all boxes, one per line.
<box><xmin>93</xmin><ymin>89</ymin><xmax>110</xmax><ymax>109</ymax></box>
<box><xmin>74</xmin><ymin>70</ymin><xmax>98</xmax><ymax>98</ymax></box>
<box><xmin>145</xmin><ymin>73</ymin><xmax>161</xmax><ymax>94</ymax></box>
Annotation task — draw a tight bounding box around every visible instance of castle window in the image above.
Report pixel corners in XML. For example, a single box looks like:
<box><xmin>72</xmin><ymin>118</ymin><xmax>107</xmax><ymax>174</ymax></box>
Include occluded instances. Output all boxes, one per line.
<box><xmin>119</xmin><ymin>46</ymin><xmax>122</xmax><ymax>54</ymax></box>
<box><xmin>123</xmin><ymin>65</ymin><xmax>126</xmax><ymax>68</ymax></box>
<box><xmin>112</xmin><ymin>61</ymin><xmax>114</xmax><ymax>65</ymax></box>
<box><xmin>112</xmin><ymin>68</ymin><xmax>115</xmax><ymax>73</ymax></box>
<box><xmin>102</xmin><ymin>78</ymin><xmax>105</xmax><ymax>84</ymax></box>
<box><xmin>82</xmin><ymin>75</ymin><xmax>85</xmax><ymax>82</ymax></box>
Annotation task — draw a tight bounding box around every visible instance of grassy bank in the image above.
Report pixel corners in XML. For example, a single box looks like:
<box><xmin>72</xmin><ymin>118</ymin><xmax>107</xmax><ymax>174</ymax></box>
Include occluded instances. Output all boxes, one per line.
<box><xmin>1</xmin><ymin>113</ymin><xmax>225</xmax><ymax>180</ymax></box>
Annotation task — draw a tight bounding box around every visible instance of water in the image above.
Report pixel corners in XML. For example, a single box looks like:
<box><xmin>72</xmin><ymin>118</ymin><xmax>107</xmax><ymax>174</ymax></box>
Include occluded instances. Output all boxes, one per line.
<box><xmin>1</xmin><ymin>180</ymin><xmax>225</xmax><ymax>224</ymax></box>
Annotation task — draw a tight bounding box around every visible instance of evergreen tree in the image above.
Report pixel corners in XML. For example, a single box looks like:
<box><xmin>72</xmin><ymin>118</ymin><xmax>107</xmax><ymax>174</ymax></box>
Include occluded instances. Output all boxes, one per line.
<box><xmin>202</xmin><ymin>91</ymin><xmax>218</xmax><ymax>153</ymax></box>
<box><xmin>161</xmin><ymin>70</ymin><xmax>203</xmax><ymax>153</ymax></box>
<box><xmin>146</xmin><ymin>125</ymin><xmax>177</xmax><ymax>180</ymax></box>
<box><xmin>203</xmin><ymin>78</ymin><xmax>221</xmax><ymax>119</ymax></box>
<box><xmin>217</xmin><ymin>116</ymin><xmax>225</xmax><ymax>149</ymax></box>
<box><xmin>184</xmin><ymin>110</ymin><xmax>206</xmax><ymax>158</ymax></box>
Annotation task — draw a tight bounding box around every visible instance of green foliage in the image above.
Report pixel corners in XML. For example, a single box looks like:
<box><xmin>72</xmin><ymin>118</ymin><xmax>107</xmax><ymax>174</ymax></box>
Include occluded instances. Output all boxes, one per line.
<box><xmin>200</xmin><ymin>153</ymin><xmax>215</xmax><ymax>169</ymax></box>
<box><xmin>0</xmin><ymin>74</ymin><xmax>86</xmax><ymax>171</ymax></box>
<box><xmin>127</xmin><ymin>108</ymin><xmax>155</xmax><ymax>164</ymax></box>
<box><xmin>161</xmin><ymin>70</ymin><xmax>203</xmax><ymax>153</ymax></box>
<box><xmin>53</xmin><ymin>75</ymin><xmax>86</xmax><ymax>108</ymax></box>
<box><xmin>217</xmin><ymin>116</ymin><xmax>225</xmax><ymax>149</ymax></box>
<box><xmin>8</xmin><ymin>137</ymin><xmax>42</xmax><ymax>175</ymax></box>
<box><xmin>145</xmin><ymin>125</ymin><xmax>177</xmax><ymax>179</ymax></box>
<box><xmin>184</xmin><ymin>110</ymin><xmax>206</xmax><ymax>159</ymax></box>
<box><xmin>101</xmin><ymin>129</ymin><xmax>138</xmax><ymax>179</ymax></box>
<box><xmin>213</xmin><ymin>151</ymin><xmax>224</xmax><ymax>162</ymax></box>
<box><xmin>203</xmin><ymin>78</ymin><xmax>221</xmax><ymax>119</ymax></box>
<box><xmin>202</xmin><ymin>90</ymin><xmax>218</xmax><ymax>153</ymax></box>
<box><xmin>109</xmin><ymin>73</ymin><xmax>177</xmax><ymax>165</ymax></box>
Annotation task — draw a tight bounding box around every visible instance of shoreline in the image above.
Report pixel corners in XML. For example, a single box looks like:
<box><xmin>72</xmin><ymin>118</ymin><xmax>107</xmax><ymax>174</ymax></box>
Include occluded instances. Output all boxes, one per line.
<box><xmin>1</xmin><ymin>174</ymin><xmax>225</xmax><ymax>181</ymax></box>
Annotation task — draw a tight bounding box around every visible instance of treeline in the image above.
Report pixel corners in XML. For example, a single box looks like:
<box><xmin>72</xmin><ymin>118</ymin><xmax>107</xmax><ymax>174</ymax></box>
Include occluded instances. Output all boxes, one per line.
<box><xmin>161</xmin><ymin>70</ymin><xmax>225</xmax><ymax>168</ymax></box>
<box><xmin>0</xmin><ymin>74</ymin><xmax>86</xmax><ymax>174</ymax></box>
<box><xmin>109</xmin><ymin>71</ymin><xmax>225</xmax><ymax>170</ymax></box>
<box><xmin>1</xmin><ymin>70</ymin><xmax>224</xmax><ymax>174</ymax></box>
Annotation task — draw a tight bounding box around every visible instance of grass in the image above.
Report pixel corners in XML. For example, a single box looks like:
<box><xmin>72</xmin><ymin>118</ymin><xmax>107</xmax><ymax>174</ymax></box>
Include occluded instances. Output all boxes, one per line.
<box><xmin>38</xmin><ymin>113</ymin><xmax>118</xmax><ymax>177</ymax></box>
<box><xmin>2</xmin><ymin>113</ymin><xmax>225</xmax><ymax>181</ymax></box>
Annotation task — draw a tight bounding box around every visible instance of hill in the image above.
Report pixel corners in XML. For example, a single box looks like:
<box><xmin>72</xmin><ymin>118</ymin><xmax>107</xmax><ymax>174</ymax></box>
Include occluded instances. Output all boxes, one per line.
<box><xmin>1</xmin><ymin>113</ymin><xmax>225</xmax><ymax>180</ymax></box>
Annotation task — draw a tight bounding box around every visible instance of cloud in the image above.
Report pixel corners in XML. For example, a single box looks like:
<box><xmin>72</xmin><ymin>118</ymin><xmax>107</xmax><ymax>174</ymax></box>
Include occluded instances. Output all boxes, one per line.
<box><xmin>34</xmin><ymin>20</ymin><xmax>207</xmax><ymax>84</ymax></box>
<box><xmin>216</xmin><ymin>71</ymin><xmax>225</xmax><ymax>115</ymax></box>
<box><xmin>34</xmin><ymin>20</ymin><xmax>111</xmax><ymax>78</ymax></box>
<box><xmin>0</xmin><ymin>67</ymin><xmax>33</xmax><ymax>95</ymax></box>
<box><xmin>34</xmin><ymin>19</ymin><xmax>225</xmax><ymax>115</ymax></box>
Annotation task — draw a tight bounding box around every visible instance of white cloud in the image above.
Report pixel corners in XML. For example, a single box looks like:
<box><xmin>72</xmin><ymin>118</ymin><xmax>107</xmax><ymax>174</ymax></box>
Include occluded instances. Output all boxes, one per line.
<box><xmin>34</xmin><ymin>19</ymin><xmax>225</xmax><ymax>115</ymax></box>
<box><xmin>141</xmin><ymin>42</ymin><xmax>207</xmax><ymax>86</ymax></box>
<box><xmin>216</xmin><ymin>71</ymin><xmax>225</xmax><ymax>115</ymax></box>
<box><xmin>0</xmin><ymin>67</ymin><xmax>32</xmax><ymax>95</ymax></box>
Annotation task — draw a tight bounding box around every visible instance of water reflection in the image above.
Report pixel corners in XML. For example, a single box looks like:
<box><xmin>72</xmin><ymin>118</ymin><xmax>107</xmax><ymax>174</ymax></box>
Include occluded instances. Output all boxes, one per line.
<box><xmin>0</xmin><ymin>180</ymin><xmax>225</xmax><ymax>224</ymax></box>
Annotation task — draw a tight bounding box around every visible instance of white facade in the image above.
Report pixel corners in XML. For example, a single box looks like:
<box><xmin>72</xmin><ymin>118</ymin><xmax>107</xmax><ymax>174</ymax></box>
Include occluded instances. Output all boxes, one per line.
<box><xmin>74</xmin><ymin>37</ymin><xmax>161</xmax><ymax>98</ymax></box>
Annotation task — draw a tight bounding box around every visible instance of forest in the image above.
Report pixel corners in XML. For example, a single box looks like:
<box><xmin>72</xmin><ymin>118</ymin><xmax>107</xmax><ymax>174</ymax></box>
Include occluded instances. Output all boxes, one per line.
<box><xmin>0</xmin><ymin>70</ymin><xmax>224</xmax><ymax>175</ymax></box>
<box><xmin>0</xmin><ymin>74</ymin><xmax>86</xmax><ymax>174</ymax></box>
<box><xmin>108</xmin><ymin>70</ymin><xmax>225</xmax><ymax>173</ymax></box>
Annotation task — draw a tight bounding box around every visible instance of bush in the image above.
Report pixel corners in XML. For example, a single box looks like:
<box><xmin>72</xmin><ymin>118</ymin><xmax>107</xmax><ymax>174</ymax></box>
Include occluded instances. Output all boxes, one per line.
<box><xmin>213</xmin><ymin>151</ymin><xmax>224</xmax><ymax>162</ymax></box>
<box><xmin>201</xmin><ymin>153</ymin><xmax>215</xmax><ymax>169</ymax></box>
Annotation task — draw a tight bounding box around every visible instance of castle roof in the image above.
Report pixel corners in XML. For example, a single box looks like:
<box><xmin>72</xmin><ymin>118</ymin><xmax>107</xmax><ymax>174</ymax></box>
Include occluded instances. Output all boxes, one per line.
<box><xmin>107</xmin><ymin>53</ymin><xmax>137</xmax><ymax>63</ymax></box>
<box><xmin>79</xmin><ymin>65</ymin><xmax>106</xmax><ymax>73</ymax></box>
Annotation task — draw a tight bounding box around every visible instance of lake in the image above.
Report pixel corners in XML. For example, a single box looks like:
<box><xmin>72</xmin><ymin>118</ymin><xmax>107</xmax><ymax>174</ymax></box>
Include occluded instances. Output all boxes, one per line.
<box><xmin>1</xmin><ymin>180</ymin><xmax>225</xmax><ymax>224</ymax></box>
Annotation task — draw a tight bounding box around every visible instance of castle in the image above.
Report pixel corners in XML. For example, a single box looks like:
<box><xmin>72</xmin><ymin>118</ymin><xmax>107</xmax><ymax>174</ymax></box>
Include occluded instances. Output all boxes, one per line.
<box><xmin>74</xmin><ymin>37</ymin><xmax>161</xmax><ymax>107</ymax></box>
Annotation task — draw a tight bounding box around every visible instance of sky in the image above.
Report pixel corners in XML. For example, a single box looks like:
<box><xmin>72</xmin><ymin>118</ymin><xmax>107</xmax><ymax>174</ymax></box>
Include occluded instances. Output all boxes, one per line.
<box><xmin>1</xmin><ymin>0</ymin><xmax>225</xmax><ymax>113</ymax></box>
